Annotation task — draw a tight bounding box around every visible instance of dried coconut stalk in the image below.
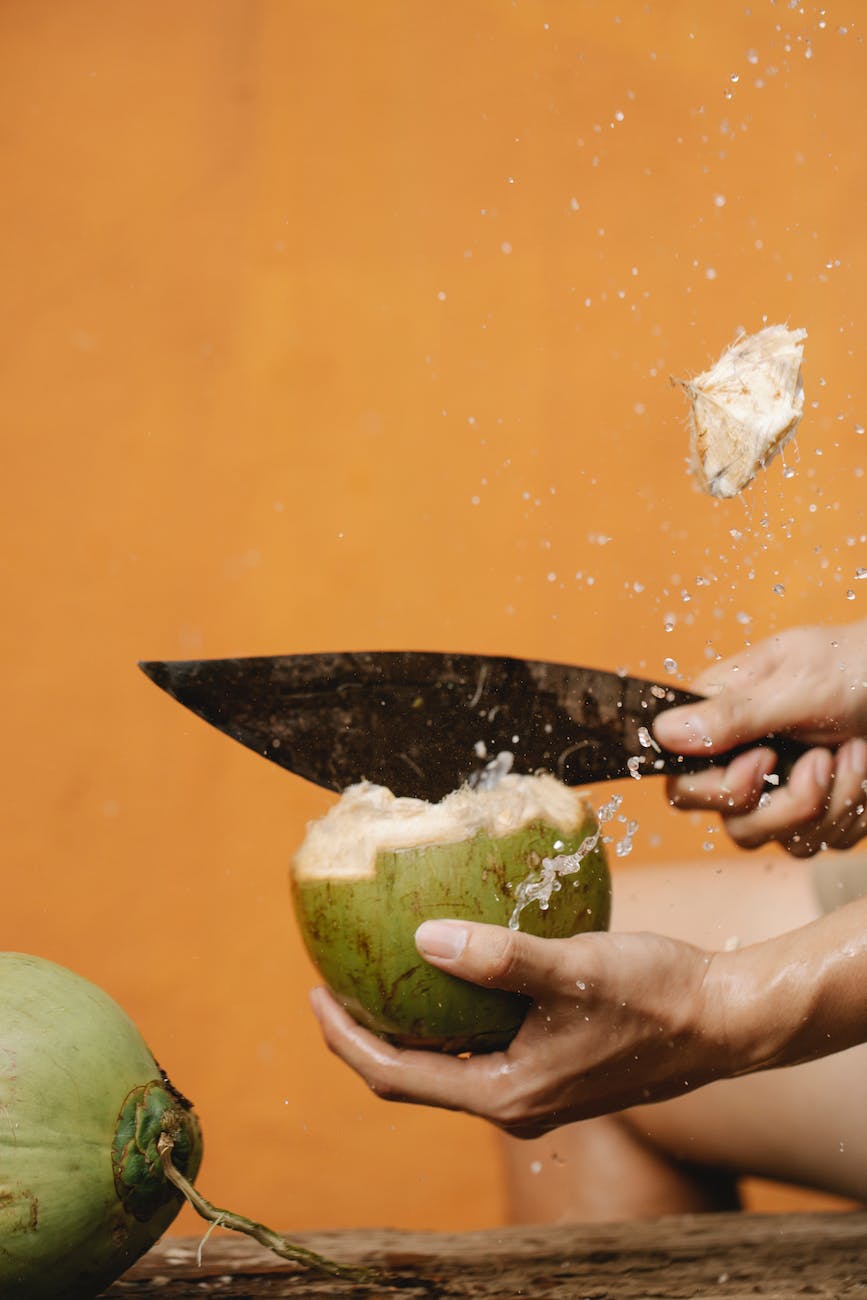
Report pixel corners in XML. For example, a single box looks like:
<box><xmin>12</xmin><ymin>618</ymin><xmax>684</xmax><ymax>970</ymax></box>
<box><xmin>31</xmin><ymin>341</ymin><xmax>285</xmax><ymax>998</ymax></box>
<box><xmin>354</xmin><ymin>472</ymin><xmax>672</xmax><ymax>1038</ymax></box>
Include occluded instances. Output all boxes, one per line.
<box><xmin>674</xmin><ymin>324</ymin><xmax>807</xmax><ymax>498</ymax></box>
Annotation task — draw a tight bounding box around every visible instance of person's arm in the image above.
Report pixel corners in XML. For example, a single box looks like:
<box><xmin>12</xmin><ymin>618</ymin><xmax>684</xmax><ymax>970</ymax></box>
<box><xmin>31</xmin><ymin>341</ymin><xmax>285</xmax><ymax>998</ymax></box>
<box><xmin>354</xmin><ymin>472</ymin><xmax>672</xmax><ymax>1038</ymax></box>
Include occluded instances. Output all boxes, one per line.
<box><xmin>652</xmin><ymin>622</ymin><xmax>867</xmax><ymax>855</ymax></box>
<box><xmin>309</xmin><ymin>899</ymin><xmax>867</xmax><ymax>1138</ymax></box>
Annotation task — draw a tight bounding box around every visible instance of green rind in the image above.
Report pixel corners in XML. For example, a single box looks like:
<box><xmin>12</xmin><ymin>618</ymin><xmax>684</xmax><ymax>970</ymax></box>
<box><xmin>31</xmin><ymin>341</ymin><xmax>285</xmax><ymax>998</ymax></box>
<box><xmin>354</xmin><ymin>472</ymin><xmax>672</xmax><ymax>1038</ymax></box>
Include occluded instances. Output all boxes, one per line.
<box><xmin>0</xmin><ymin>953</ymin><xmax>203</xmax><ymax>1300</ymax></box>
<box><xmin>292</xmin><ymin>813</ymin><xmax>609</xmax><ymax>1053</ymax></box>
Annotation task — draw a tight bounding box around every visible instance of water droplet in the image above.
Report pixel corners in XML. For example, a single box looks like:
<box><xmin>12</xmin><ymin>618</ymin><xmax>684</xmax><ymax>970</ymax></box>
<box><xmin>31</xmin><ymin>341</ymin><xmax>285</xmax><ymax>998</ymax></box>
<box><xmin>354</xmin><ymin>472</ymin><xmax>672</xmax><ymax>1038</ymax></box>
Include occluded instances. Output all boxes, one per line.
<box><xmin>847</xmin><ymin>590</ymin><xmax>856</xmax><ymax>601</ymax></box>
<box><xmin>637</xmin><ymin>726</ymin><xmax>660</xmax><ymax>752</ymax></box>
<box><xmin>773</xmin><ymin>583</ymin><xmax>785</xmax><ymax>596</ymax></box>
<box><xmin>663</xmin><ymin>657</ymin><xmax>678</xmax><ymax>674</ymax></box>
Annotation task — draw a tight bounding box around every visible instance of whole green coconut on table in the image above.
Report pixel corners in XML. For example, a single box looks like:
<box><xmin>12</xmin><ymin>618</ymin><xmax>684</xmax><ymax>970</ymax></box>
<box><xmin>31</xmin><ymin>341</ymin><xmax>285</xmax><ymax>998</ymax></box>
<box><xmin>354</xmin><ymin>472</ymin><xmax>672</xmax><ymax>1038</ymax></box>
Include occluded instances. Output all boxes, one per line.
<box><xmin>0</xmin><ymin>952</ymin><xmax>202</xmax><ymax>1300</ymax></box>
<box><xmin>291</xmin><ymin>771</ymin><xmax>611</xmax><ymax>1053</ymax></box>
<box><xmin>0</xmin><ymin>954</ymin><xmax>373</xmax><ymax>1296</ymax></box>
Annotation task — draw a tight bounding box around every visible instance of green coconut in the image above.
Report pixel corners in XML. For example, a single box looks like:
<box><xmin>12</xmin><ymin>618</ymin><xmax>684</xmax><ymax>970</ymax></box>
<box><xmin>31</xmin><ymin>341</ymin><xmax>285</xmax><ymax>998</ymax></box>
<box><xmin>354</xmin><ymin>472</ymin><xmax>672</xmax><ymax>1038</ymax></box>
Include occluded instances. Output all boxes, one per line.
<box><xmin>291</xmin><ymin>773</ymin><xmax>611</xmax><ymax>1053</ymax></box>
<box><xmin>0</xmin><ymin>954</ymin><xmax>374</xmax><ymax>1296</ymax></box>
<box><xmin>0</xmin><ymin>953</ymin><xmax>202</xmax><ymax>1300</ymax></box>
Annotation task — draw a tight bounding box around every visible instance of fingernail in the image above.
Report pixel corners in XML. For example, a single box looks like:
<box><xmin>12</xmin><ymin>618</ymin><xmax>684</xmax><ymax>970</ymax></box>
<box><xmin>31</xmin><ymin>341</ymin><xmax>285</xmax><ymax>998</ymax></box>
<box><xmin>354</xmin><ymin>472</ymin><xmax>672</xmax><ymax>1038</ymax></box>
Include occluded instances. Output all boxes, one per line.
<box><xmin>415</xmin><ymin>920</ymin><xmax>469</xmax><ymax>960</ymax></box>
<box><xmin>845</xmin><ymin>738</ymin><xmax>867</xmax><ymax>772</ymax></box>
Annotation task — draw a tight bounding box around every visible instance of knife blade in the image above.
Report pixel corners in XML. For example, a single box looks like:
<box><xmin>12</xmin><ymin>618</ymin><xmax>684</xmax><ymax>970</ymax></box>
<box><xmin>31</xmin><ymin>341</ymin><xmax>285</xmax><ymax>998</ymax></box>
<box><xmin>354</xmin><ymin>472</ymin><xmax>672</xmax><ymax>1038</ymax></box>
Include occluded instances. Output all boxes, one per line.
<box><xmin>138</xmin><ymin>651</ymin><xmax>807</xmax><ymax>802</ymax></box>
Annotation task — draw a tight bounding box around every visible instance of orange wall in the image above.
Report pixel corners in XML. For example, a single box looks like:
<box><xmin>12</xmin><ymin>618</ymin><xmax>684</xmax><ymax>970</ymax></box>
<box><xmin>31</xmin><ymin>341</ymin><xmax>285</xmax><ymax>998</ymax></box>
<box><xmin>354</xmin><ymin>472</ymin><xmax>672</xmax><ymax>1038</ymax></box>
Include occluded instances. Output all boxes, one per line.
<box><xmin>3</xmin><ymin>1</ymin><xmax>866</xmax><ymax>1234</ymax></box>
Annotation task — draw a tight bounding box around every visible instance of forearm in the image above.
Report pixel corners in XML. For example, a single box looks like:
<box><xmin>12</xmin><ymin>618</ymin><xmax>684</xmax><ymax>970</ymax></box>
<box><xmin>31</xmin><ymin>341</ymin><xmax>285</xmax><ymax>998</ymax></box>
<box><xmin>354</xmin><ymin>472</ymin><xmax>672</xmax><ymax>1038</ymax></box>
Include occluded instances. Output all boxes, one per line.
<box><xmin>710</xmin><ymin>895</ymin><xmax>867</xmax><ymax>1074</ymax></box>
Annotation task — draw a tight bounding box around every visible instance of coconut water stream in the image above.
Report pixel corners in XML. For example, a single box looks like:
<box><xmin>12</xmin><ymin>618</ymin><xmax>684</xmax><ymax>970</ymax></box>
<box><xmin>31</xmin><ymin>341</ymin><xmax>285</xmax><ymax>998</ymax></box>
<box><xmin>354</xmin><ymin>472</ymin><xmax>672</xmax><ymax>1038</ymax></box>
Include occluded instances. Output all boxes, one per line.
<box><xmin>469</xmin><ymin>748</ymin><xmax>638</xmax><ymax>931</ymax></box>
<box><xmin>508</xmin><ymin>792</ymin><xmax>638</xmax><ymax>931</ymax></box>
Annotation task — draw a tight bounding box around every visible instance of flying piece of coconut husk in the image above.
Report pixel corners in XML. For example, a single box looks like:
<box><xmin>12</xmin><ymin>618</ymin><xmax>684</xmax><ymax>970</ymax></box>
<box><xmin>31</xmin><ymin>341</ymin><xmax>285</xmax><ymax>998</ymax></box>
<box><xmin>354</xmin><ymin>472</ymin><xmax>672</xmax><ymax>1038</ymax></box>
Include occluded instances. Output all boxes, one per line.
<box><xmin>674</xmin><ymin>324</ymin><xmax>807</xmax><ymax>498</ymax></box>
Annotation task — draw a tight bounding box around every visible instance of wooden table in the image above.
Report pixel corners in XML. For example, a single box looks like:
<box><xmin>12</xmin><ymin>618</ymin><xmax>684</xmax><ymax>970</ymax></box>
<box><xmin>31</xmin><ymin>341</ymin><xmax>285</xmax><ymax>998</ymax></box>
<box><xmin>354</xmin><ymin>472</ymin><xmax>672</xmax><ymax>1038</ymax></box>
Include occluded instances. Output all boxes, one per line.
<box><xmin>108</xmin><ymin>1211</ymin><xmax>867</xmax><ymax>1298</ymax></box>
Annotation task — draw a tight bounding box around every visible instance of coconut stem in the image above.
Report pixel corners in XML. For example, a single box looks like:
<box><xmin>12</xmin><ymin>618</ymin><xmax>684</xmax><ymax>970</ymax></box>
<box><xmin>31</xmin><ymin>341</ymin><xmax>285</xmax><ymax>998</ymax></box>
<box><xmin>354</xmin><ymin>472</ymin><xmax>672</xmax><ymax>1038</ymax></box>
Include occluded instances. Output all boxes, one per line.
<box><xmin>157</xmin><ymin>1133</ymin><xmax>376</xmax><ymax>1282</ymax></box>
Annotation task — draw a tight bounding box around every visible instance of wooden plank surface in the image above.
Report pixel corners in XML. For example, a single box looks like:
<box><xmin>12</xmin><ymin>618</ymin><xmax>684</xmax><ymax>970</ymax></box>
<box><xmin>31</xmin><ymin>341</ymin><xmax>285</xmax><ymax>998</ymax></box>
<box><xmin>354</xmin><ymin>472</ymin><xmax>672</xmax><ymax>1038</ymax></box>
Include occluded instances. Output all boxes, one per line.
<box><xmin>108</xmin><ymin>1211</ymin><xmax>867</xmax><ymax>1298</ymax></box>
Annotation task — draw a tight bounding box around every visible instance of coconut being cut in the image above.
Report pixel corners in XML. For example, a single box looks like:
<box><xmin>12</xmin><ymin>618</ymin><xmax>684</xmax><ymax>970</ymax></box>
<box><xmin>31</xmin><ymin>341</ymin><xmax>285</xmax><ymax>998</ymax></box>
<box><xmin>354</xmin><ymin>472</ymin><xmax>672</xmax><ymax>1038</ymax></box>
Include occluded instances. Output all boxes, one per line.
<box><xmin>675</xmin><ymin>323</ymin><xmax>807</xmax><ymax>498</ymax></box>
<box><xmin>291</xmin><ymin>772</ymin><xmax>610</xmax><ymax>1054</ymax></box>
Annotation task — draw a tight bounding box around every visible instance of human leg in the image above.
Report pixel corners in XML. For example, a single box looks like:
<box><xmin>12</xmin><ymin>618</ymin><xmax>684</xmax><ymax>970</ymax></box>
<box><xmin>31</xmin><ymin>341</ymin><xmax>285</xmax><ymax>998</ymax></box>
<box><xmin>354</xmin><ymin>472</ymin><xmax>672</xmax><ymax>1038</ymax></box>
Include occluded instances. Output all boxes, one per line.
<box><xmin>500</xmin><ymin>1114</ymin><xmax>741</xmax><ymax>1224</ymax></box>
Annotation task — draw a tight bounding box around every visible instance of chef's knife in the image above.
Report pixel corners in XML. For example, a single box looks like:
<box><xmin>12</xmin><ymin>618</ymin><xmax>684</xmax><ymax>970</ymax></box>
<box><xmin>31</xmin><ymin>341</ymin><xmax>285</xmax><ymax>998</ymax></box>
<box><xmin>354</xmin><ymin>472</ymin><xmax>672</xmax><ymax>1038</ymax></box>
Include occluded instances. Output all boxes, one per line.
<box><xmin>138</xmin><ymin>651</ymin><xmax>807</xmax><ymax>802</ymax></box>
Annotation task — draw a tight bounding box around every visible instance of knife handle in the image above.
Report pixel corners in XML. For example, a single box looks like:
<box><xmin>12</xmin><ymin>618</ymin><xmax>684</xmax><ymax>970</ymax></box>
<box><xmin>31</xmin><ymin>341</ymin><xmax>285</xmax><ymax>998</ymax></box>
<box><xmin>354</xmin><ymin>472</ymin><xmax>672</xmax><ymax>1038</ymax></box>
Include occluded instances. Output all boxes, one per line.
<box><xmin>664</xmin><ymin>733</ymin><xmax>812</xmax><ymax>785</ymax></box>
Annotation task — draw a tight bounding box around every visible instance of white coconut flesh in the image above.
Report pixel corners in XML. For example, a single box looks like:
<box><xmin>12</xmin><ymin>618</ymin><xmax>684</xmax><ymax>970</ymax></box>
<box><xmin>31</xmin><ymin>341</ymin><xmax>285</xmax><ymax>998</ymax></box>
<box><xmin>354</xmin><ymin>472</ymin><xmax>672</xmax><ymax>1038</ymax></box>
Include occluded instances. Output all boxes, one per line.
<box><xmin>292</xmin><ymin>772</ymin><xmax>594</xmax><ymax>882</ymax></box>
<box><xmin>676</xmin><ymin>323</ymin><xmax>807</xmax><ymax>499</ymax></box>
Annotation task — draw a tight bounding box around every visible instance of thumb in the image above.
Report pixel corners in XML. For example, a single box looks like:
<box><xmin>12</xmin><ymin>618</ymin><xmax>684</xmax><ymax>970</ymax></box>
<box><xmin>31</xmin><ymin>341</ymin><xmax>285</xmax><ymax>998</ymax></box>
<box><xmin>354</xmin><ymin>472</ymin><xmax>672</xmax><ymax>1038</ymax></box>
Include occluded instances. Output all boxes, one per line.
<box><xmin>414</xmin><ymin>920</ymin><xmax>564</xmax><ymax>998</ymax></box>
<box><xmin>652</xmin><ymin>684</ymin><xmax>787</xmax><ymax>755</ymax></box>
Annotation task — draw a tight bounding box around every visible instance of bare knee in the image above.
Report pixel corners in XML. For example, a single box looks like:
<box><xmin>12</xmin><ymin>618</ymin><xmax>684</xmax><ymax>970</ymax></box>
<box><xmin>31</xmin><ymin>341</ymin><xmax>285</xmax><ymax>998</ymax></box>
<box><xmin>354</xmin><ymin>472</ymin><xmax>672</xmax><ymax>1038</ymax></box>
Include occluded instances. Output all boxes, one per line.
<box><xmin>500</xmin><ymin>1113</ymin><xmax>739</xmax><ymax>1225</ymax></box>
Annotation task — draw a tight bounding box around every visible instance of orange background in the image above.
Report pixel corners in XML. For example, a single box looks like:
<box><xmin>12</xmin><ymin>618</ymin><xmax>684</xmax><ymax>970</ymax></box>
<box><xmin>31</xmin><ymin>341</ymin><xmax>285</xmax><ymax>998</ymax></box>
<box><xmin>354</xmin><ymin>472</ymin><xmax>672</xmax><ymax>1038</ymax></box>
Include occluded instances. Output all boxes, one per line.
<box><xmin>3</xmin><ymin>1</ymin><xmax>865</xmax><ymax>1235</ymax></box>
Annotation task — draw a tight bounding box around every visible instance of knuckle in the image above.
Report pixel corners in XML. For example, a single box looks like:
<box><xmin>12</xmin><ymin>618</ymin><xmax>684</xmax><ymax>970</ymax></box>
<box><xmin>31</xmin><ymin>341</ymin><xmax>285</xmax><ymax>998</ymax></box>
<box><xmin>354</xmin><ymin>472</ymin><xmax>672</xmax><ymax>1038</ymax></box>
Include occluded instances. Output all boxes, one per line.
<box><xmin>485</xmin><ymin>931</ymin><xmax>523</xmax><ymax>985</ymax></box>
<box><xmin>723</xmin><ymin>784</ymin><xmax>761</xmax><ymax>815</ymax></box>
<box><xmin>481</xmin><ymin>1069</ymin><xmax>531</xmax><ymax>1130</ymax></box>
<box><xmin>721</xmin><ymin>692</ymin><xmax>753</xmax><ymax>738</ymax></box>
<box><xmin>774</xmin><ymin>627</ymin><xmax>798</xmax><ymax>656</ymax></box>
<box><xmin>792</xmin><ymin>791</ymin><xmax>829</xmax><ymax>825</ymax></box>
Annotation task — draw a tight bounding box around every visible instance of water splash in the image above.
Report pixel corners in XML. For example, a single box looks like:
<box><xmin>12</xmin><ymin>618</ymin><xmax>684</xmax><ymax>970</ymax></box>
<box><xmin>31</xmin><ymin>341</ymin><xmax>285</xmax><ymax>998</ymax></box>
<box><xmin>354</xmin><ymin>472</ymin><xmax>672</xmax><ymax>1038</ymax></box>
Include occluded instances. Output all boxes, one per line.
<box><xmin>470</xmin><ymin>750</ymin><xmax>514</xmax><ymax>790</ymax></box>
<box><xmin>508</xmin><ymin>792</ymin><xmax>634</xmax><ymax>930</ymax></box>
<box><xmin>615</xmin><ymin>819</ymin><xmax>640</xmax><ymax>858</ymax></box>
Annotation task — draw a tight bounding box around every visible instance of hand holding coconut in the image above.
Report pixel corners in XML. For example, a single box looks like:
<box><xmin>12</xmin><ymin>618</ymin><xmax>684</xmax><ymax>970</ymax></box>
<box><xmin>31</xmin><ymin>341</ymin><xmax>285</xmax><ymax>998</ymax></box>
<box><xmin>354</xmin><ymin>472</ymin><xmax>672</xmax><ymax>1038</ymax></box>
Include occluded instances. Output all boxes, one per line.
<box><xmin>654</xmin><ymin>620</ymin><xmax>867</xmax><ymax>855</ymax></box>
<box><xmin>310</xmin><ymin>899</ymin><xmax>867</xmax><ymax>1139</ymax></box>
<box><xmin>311</xmin><ymin>925</ymin><xmax>728</xmax><ymax>1136</ymax></box>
